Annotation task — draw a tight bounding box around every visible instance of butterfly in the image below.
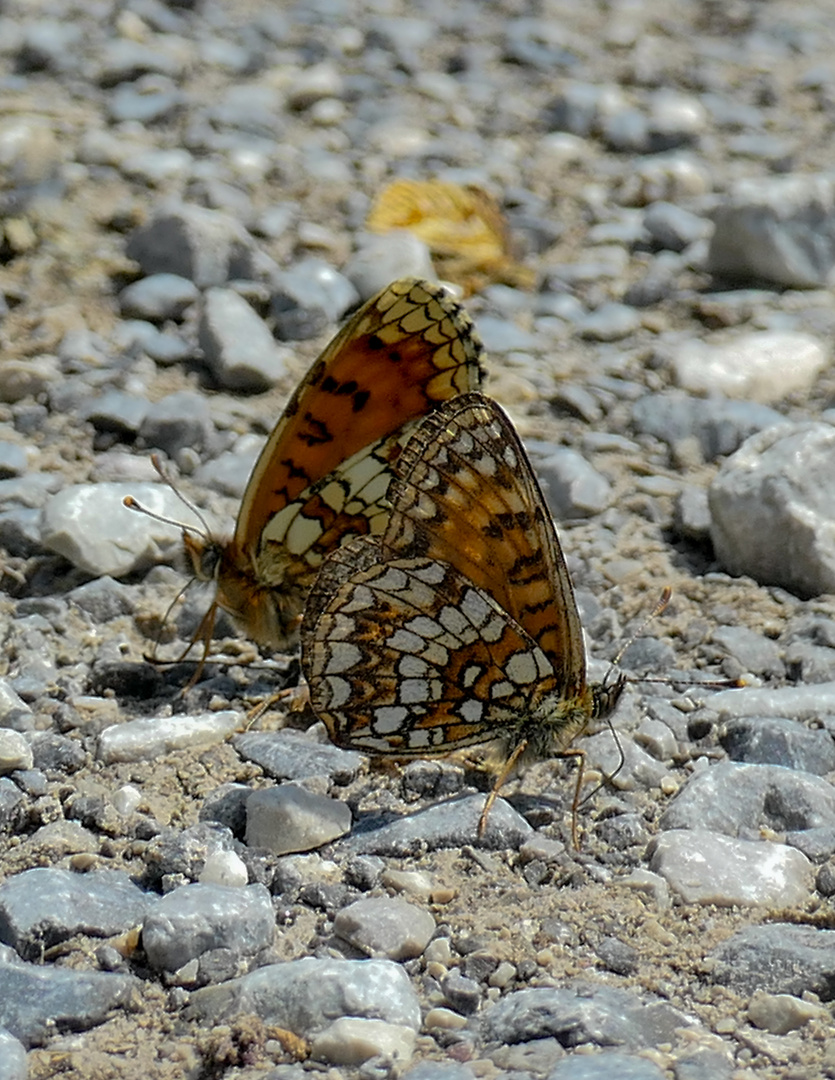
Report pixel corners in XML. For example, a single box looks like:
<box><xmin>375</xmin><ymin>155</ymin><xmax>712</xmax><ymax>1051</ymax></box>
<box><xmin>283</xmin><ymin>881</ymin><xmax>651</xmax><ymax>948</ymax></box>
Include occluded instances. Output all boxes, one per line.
<box><xmin>301</xmin><ymin>391</ymin><xmax>626</xmax><ymax>840</ymax></box>
<box><xmin>128</xmin><ymin>279</ymin><xmax>484</xmax><ymax>676</ymax></box>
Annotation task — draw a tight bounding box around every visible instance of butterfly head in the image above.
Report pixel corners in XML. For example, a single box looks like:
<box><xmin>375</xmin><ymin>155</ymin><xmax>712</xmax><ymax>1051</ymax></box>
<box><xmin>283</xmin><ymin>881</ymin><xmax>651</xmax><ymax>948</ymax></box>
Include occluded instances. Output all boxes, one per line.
<box><xmin>591</xmin><ymin>669</ymin><xmax>627</xmax><ymax>721</ymax></box>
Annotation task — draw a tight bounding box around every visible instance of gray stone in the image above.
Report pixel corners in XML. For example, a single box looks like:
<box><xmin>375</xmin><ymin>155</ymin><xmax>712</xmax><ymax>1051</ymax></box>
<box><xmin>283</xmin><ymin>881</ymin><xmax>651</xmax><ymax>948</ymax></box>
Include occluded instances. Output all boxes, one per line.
<box><xmin>138</xmin><ymin>390</ymin><xmax>216</xmax><ymax>457</ymax></box>
<box><xmin>80</xmin><ymin>391</ymin><xmax>150</xmax><ymax>437</ymax></box>
<box><xmin>245</xmin><ymin>785</ymin><xmax>352</xmax><ymax>855</ymax></box>
<box><xmin>40</xmin><ymin>481</ymin><xmax>203</xmax><ymax>577</ymax></box>
<box><xmin>672</xmin><ymin>332</ymin><xmax>827</xmax><ymax>404</ymax></box>
<box><xmin>534</xmin><ymin>447</ymin><xmax>612</xmax><ymax>519</ymax></box>
<box><xmin>481</xmin><ymin>983</ymin><xmax>694</xmax><ymax>1050</ymax></box>
<box><xmin>632</xmin><ymin>392</ymin><xmax>783</xmax><ymax>461</ymax></box>
<box><xmin>720</xmin><ymin>717</ymin><xmax>835</xmax><ymax>775</ymax></box>
<box><xmin>0</xmin><ymin>1027</ymin><xmax>26</xmax><ymax>1080</ymax></box>
<box><xmin>710</xmin><ymin>625</ymin><xmax>785</xmax><ymax>678</ymax></box>
<box><xmin>643</xmin><ymin>202</ymin><xmax>710</xmax><ymax>252</ymax></box>
<box><xmin>708</xmin><ymin>923</ymin><xmax>835</xmax><ymax>998</ymax></box>
<box><xmin>185</xmin><ymin>956</ymin><xmax>421</xmax><ymax>1034</ymax></box>
<box><xmin>0</xmin><ymin>731</ymin><xmax>32</xmax><ymax>774</ymax></box>
<box><xmin>98</xmin><ymin>711</ymin><xmax>239</xmax><ymax>764</ymax></box>
<box><xmin>658</xmin><ymin>761</ymin><xmax>835</xmax><ymax>836</ymax></box>
<box><xmin>339</xmin><ymin>793</ymin><xmax>533</xmax><ymax>855</ymax></box>
<box><xmin>234</xmin><ymin>729</ymin><xmax>363</xmax><ymax>785</ymax></box>
<box><xmin>142</xmin><ymin>882</ymin><xmax>274</xmax><ymax>973</ymax></box>
<box><xmin>709</xmin><ymin>422</ymin><xmax>835</xmax><ymax>597</ymax></box>
<box><xmin>333</xmin><ymin>897</ymin><xmax>436</xmax><ymax>960</ymax></box>
<box><xmin>119</xmin><ymin>273</ymin><xmax>199</xmax><ymax>321</ymax></box>
<box><xmin>0</xmin><ymin>867</ymin><xmax>155</xmax><ymax>961</ymax></box>
<box><xmin>125</xmin><ymin>204</ymin><xmax>260</xmax><ymax>288</ymax></box>
<box><xmin>0</xmin><ymin>948</ymin><xmax>136</xmax><ymax>1048</ymax></box>
<box><xmin>708</xmin><ymin>174</ymin><xmax>835</xmax><ymax>288</ymax></box>
<box><xmin>199</xmin><ymin>287</ymin><xmax>289</xmax><ymax>392</ymax></box>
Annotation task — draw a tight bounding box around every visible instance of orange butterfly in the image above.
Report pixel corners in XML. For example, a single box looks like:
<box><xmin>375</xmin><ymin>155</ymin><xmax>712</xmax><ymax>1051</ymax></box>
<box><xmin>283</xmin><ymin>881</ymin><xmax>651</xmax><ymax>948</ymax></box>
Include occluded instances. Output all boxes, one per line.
<box><xmin>128</xmin><ymin>278</ymin><xmax>484</xmax><ymax>675</ymax></box>
<box><xmin>301</xmin><ymin>392</ymin><xmax>626</xmax><ymax>839</ymax></box>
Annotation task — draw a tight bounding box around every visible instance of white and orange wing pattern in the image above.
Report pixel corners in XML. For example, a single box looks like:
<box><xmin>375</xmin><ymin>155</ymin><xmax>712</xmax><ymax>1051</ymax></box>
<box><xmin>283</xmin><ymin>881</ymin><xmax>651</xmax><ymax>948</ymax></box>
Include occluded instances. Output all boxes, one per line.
<box><xmin>183</xmin><ymin>278</ymin><xmax>485</xmax><ymax>659</ymax></box>
<box><xmin>301</xmin><ymin>392</ymin><xmax>625</xmax><ymax>831</ymax></box>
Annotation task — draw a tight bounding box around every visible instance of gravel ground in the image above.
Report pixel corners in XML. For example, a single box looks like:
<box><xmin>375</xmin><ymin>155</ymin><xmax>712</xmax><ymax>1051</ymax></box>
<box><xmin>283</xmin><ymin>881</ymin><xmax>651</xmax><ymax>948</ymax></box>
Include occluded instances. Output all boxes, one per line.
<box><xmin>2</xmin><ymin>1</ymin><xmax>835</xmax><ymax>1079</ymax></box>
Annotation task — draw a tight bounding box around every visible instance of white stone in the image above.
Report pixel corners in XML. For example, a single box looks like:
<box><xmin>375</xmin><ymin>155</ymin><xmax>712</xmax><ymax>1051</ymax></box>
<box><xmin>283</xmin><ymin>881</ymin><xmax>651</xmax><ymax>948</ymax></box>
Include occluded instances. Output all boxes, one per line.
<box><xmin>199</xmin><ymin>850</ymin><xmax>248</xmax><ymax>888</ymax></box>
<box><xmin>650</xmin><ymin>829</ymin><xmax>813</xmax><ymax>907</ymax></box>
<box><xmin>310</xmin><ymin>1018</ymin><xmax>416</xmax><ymax>1066</ymax></box>
<box><xmin>40</xmin><ymin>481</ymin><xmax>205</xmax><ymax>578</ymax></box>
<box><xmin>673</xmin><ymin>332</ymin><xmax>828</xmax><ymax>404</ymax></box>
<box><xmin>98</xmin><ymin>712</ymin><xmax>239</xmax><ymax>764</ymax></box>
<box><xmin>112</xmin><ymin>784</ymin><xmax>142</xmax><ymax>815</ymax></box>
<box><xmin>0</xmin><ymin>729</ymin><xmax>33</xmax><ymax>773</ymax></box>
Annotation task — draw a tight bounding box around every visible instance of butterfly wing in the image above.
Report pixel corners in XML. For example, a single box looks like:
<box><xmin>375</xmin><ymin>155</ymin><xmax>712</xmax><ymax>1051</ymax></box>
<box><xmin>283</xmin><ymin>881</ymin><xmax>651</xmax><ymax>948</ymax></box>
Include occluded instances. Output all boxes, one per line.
<box><xmin>234</xmin><ymin>278</ymin><xmax>484</xmax><ymax>568</ymax></box>
<box><xmin>302</xmin><ymin>547</ymin><xmax>554</xmax><ymax>755</ymax></box>
<box><xmin>382</xmin><ymin>391</ymin><xmax>588</xmax><ymax>702</ymax></box>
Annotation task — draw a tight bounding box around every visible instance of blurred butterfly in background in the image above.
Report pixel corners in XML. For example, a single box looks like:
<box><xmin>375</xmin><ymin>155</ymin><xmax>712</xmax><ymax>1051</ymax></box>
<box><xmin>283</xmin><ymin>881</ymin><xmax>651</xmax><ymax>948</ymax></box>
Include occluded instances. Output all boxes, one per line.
<box><xmin>301</xmin><ymin>391</ymin><xmax>626</xmax><ymax>840</ymax></box>
<box><xmin>126</xmin><ymin>278</ymin><xmax>485</xmax><ymax>678</ymax></box>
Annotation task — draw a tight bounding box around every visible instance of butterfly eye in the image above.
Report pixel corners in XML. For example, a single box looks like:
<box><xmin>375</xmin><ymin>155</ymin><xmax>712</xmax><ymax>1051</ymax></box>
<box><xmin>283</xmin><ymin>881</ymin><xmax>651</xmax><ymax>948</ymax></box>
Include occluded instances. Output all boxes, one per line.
<box><xmin>182</xmin><ymin>532</ymin><xmax>221</xmax><ymax>583</ymax></box>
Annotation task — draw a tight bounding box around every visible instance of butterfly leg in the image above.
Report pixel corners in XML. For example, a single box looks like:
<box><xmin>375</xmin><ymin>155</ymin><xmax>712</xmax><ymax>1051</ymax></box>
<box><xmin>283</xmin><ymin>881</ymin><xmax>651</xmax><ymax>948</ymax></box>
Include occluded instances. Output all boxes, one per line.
<box><xmin>178</xmin><ymin>601</ymin><xmax>219</xmax><ymax>690</ymax></box>
<box><xmin>559</xmin><ymin>746</ymin><xmax>587</xmax><ymax>850</ymax></box>
<box><xmin>477</xmin><ymin>738</ymin><xmax>529</xmax><ymax>838</ymax></box>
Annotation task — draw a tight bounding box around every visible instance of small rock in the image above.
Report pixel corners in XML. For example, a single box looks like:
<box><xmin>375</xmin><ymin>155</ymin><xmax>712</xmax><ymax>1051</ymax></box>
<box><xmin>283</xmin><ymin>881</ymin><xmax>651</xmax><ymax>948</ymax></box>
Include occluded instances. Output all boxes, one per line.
<box><xmin>333</xmin><ymin>897</ymin><xmax>435</xmax><ymax>961</ymax></box>
<box><xmin>245</xmin><ymin>785</ymin><xmax>352</xmax><ymax>855</ymax></box>
<box><xmin>198</xmin><ymin>288</ymin><xmax>289</xmax><ymax>392</ymax></box>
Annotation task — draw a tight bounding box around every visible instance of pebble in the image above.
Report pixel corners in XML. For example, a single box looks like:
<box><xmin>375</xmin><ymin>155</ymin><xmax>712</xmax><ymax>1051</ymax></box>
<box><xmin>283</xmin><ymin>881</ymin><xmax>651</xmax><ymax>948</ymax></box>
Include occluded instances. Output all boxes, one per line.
<box><xmin>244</xmin><ymin>785</ymin><xmax>352</xmax><ymax>855</ymax></box>
<box><xmin>0</xmin><ymin>1028</ymin><xmax>26</xmax><ymax>1080</ymax></box>
<box><xmin>709</xmin><ymin>422</ymin><xmax>835</xmax><ymax>596</ymax></box>
<box><xmin>631</xmin><ymin>392</ymin><xmax>783</xmax><ymax>460</ymax></box>
<box><xmin>0</xmin><ymin>867</ymin><xmax>154</xmax><ymax>961</ymax></box>
<box><xmin>719</xmin><ymin>717</ymin><xmax>835</xmax><ymax>775</ymax></box>
<box><xmin>311</xmin><ymin>1017</ymin><xmax>416</xmax><ymax>1066</ymax></box>
<box><xmin>125</xmin><ymin>204</ymin><xmax>262</xmax><ymax>287</ymax></box>
<box><xmin>532</xmin><ymin>446</ymin><xmax>612</xmax><ymax>518</ymax></box>
<box><xmin>234</xmin><ymin>730</ymin><xmax>363</xmax><ymax>784</ymax></box>
<box><xmin>746</xmin><ymin>990</ymin><xmax>826</xmax><ymax>1035</ymax></box>
<box><xmin>480</xmin><ymin>983</ymin><xmax>694</xmax><ymax>1052</ymax></box>
<box><xmin>141</xmin><ymin>882</ymin><xmax>274</xmax><ymax>975</ymax></box>
<box><xmin>118</xmin><ymin>273</ymin><xmax>199</xmax><ymax>322</ymax></box>
<box><xmin>649</xmin><ymin>829</ymin><xmax>813</xmax><ymax>907</ymax></box>
<box><xmin>333</xmin><ymin>897</ymin><xmax>436</xmax><ymax>961</ymax></box>
<box><xmin>340</xmin><ymin>794</ymin><xmax>533</xmax><ymax>856</ymax></box>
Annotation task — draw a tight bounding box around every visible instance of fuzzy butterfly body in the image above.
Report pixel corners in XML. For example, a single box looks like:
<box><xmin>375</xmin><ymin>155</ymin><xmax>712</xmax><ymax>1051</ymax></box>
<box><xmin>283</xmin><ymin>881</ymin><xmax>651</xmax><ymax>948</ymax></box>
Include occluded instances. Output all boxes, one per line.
<box><xmin>301</xmin><ymin>391</ymin><xmax>625</xmax><ymax>832</ymax></box>
<box><xmin>182</xmin><ymin>278</ymin><xmax>484</xmax><ymax>659</ymax></box>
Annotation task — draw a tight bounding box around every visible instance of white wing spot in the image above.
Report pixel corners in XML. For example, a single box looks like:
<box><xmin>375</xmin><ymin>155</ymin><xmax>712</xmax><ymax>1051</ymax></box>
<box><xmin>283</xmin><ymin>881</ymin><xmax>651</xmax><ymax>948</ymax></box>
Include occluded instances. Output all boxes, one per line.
<box><xmin>325</xmin><ymin>642</ymin><xmax>362</xmax><ymax>674</ymax></box>
<box><xmin>373</xmin><ymin>706</ymin><xmax>410</xmax><ymax>733</ymax></box>
<box><xmin>405</xmin><ymin>615</ymin><xmax>444</xmax><ymax>639</ymax></box>
<box><xmin>459</xmin><ymin>698</ymin><xmax>484</xmax><ymax>723</ymax></box>
<box><xmin>506</xmin><ymin>650</ymin><xmax>542</xmax><ymax>686</ymax></box>
<box><xmin>398</xmin><ymin>654</ymin><xmax>431</xmax><ymax>678</ymax></box>
<box><xmin>401</xmin><ymin>679</ymin><xmax>430</xmax><ymax>704</ymax></box>
<box><xmin>460</xmin><ymin>588</ymin><xmax>492</xmax><ymax>628</ymax></box>
<box><xmin>439</xmin><ymin>605</ymin><xmax>469</xmax><ymax>637</ymax></box>
<box><xmin>322</xmin><ymin>675</ymin><xmax>351</xmax><ymax>709</ymax></box>
<box><xmin>388</xmin><ymin>628</ymin><xmax>427</xmax><ymax>654</ymax></box>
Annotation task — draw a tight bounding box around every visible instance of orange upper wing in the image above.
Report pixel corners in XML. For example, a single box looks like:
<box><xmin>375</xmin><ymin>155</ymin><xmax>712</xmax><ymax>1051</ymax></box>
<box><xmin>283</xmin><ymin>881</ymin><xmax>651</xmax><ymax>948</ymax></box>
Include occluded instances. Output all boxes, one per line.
<box><xmin>233</xmin><ymin>278</ymin><xmax>484</xmax><ymax>563</ymax></box>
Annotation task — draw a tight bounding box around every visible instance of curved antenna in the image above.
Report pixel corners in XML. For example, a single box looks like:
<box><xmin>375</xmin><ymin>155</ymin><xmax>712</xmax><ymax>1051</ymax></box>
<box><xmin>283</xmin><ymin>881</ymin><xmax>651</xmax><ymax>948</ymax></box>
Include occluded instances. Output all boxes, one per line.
<box><xmin>122</xmin><ymin>455</ymin><xmax>213</xmax><ymax>540</ymax></box>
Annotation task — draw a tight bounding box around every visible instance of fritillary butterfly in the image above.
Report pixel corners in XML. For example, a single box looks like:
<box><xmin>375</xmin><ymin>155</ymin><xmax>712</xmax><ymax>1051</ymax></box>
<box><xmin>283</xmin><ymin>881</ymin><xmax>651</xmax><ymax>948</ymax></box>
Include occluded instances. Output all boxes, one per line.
<box><xmin>137</xmin><ymin>279</ymin><xmax>484</xmax><ymax>672</ymax></box>
<box><xmin>301</xmin><ymin>391</ymin><xmax>626</xmax><ymax>839</ymax></box>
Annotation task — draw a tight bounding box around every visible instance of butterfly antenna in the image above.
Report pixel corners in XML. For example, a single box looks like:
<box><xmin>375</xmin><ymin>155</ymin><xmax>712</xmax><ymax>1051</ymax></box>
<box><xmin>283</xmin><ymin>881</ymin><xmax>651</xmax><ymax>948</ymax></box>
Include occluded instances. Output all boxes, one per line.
<box><xmin>122</xmin><ymin>454</ymin><xmax>213</xmax><ymax>539</ymax></box>
<box><xmin>611</xmin><ymin>585</ymin><xmax>672</xmax><ymax>669</ymax></box>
